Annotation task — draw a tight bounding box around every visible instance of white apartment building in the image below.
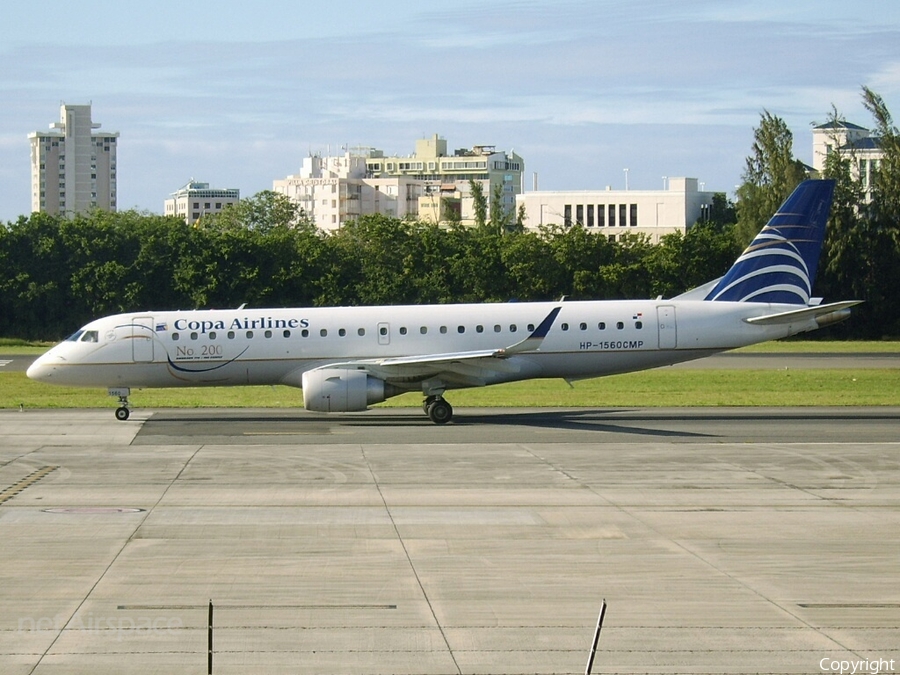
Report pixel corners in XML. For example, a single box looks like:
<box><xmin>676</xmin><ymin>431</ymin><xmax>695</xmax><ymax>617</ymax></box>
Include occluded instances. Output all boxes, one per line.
<box><xmin>164</xmin><ymin>180</ymin><xmax>240</xmax><ymax>225</ymax></box>
<box><xmin>515</xmin><ymin>178</ymin><xmax>717</xmax><ymax>243</ymax></box>
<box><xmin>273</xmin><ymin>152</ymin><xmax>421</xmax><ymax>230</ymax></box>
<box><xmin>273</xmin><ymin>135</ymin><xmax>524</xmax><ymax>230</ymax></box>
<box><xmin>29</xmin><ymin>103</ymin><xmax>118</xmax><ymax>216</ymax></box>
<box><xmin>812</xmin><ymin>121</ymin><xmax>883</xmax><ymax>193</ymax></box>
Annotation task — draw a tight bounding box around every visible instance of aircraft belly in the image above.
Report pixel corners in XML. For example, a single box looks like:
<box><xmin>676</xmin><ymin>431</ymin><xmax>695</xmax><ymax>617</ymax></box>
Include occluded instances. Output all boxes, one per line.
<box><xmin>528</xmin><ymin>349</ymin><xmax>714</xmax><ymax>380</ymax></box>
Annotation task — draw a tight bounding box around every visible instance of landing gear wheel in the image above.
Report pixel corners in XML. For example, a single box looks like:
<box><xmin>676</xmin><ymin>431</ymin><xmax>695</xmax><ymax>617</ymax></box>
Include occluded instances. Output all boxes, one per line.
<box><xmin>423</xmin><ymin>395</ymin><xmax>439</xmax><ymax>413</ymax></box>
<box><xmin>110</xmin><ymin>388</ymin><xmax>132</xmax><ymax>421</ymax></box>
<box><xmin>426</xmin><ymin>398</ymin><xmax>453</xmax><ymax>425</ymax></box>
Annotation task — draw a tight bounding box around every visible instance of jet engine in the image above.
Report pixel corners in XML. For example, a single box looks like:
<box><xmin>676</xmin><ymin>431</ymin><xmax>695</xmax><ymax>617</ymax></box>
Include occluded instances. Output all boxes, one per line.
<box><xmin>302</xmin><ymin>368</ymin><xmax>389</xmax><ymax>412</ymax></box>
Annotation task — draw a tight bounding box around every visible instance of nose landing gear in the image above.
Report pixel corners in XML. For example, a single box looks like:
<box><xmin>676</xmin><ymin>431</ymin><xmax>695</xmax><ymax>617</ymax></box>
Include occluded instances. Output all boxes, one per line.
<box><xmin>109</xmin><ymin>387</ymin><xmax>131</xmax><ymax>421</ymax></box>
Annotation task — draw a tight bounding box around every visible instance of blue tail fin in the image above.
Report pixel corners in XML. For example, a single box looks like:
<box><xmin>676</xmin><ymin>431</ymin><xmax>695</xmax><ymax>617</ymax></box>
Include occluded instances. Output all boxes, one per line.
<box><xmin>705</xmin><ymin>179</ymin><xmax>835</xmax><ymax>304</ymax></box>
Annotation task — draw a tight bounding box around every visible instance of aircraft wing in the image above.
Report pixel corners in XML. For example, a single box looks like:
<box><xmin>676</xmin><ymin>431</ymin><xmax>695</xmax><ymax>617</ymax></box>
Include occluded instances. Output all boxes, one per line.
<box><xmin>312</xmin><ymin>306</ymin><xmax>561</xmax><ymax>386</ymax></box>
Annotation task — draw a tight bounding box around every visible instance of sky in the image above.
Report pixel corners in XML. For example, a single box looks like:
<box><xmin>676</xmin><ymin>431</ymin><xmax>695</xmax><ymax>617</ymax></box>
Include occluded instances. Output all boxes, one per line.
<box><xmin>1</xmin><ymin>0</ymin><xmax>899</xmax><ymax>222</ymax></box>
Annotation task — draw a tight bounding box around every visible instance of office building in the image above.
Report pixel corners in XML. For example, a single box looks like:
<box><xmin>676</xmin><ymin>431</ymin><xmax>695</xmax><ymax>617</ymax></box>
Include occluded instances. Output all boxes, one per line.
<box><xmin>516</xmin><ymin>177</ymin><xmax>717</xmax><ymax>243</ymax></box>
<box><xmin>164</xmin><ymin>180</ymin><xmax>240</xmax><ymax>225</ymax></box>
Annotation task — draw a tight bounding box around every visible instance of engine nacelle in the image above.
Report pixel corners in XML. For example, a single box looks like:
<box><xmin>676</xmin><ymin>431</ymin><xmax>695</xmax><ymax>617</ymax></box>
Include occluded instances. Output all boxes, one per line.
<box><xmin>301</xmin><ymin>368</ymin><xmax>387</xmax><ymax>412</ymax></box>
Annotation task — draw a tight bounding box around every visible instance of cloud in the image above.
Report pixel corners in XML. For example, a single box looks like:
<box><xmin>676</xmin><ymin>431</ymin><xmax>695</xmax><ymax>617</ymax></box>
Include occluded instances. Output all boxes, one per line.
<box><xmin>2</xmin><ymin>1</ymin><xmax>898</xmax><ymax>220</ymax></box>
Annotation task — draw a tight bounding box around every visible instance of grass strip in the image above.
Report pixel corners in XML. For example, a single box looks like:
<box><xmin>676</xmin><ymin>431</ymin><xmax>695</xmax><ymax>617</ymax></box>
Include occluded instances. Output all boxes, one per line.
<box><xmin>2</xmin><ymin>368</ymin><xmax>898</xmax><ymax>410</ymax></box>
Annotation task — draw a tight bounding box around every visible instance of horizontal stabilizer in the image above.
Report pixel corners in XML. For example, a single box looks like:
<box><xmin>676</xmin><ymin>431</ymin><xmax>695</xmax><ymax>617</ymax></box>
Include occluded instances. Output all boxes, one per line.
<box><xmin>744</xmin><ymin>301</ymin><xmax>862</xmax><ymax>326</ymax></box>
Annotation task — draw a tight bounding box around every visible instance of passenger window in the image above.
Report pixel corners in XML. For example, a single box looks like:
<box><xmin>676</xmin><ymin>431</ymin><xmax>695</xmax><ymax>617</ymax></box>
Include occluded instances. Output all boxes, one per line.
<box><xmin>358</xmin><ymin>328</ymin><xmax>365</xmax><ymax>336</ymax></box>
<box><xmin>598</xmin><ymin>322</ymin><xmax>606</xmax><ymax>330</ymax></box>
<box><xmin>320</xmin><ymin>329</ymin><xmax>328</xmax><ymax>337</ymax></box>
<box><xmin>457</xmin><ymin>326</ymin><xmax>465</xmax><ymax>333</ymax></box>
<box><xmin>283</xmin><ymin>330</ymin><xmax>291</xmax><ymax>338</ymax></box>
<box><xmin>527</xmin><ymin>324</ymin><xmax>535</xmax><ymax>332</ymax></box>
<box><xmin>227</xmin><ymin>331</ymin><xmax>235</xmax><ymax>339</ymax></box>
<box><xmin>246</xmin><ymin>331</ymin><xmax>254</xmax><ymax>338</ymax></box>
<box><xmin>580</xmin><ymin>322</ymin><xmax>587</xmax><ymax>331</ymax></box>
<box><xmin>561</xmin><ymin>323</ymin><xmax>569</xmax><ymax>331</ymax></box>
<box><xmin>379</xmin><ymin>326</ymin><xmax>388</xmax><ymax>336</ymax></box>
<box><xmin>339</xmin><ymin>328</ymin><xmax>346</xmax><ymax>337</ymax></box>
<box><xmin>399</xmin><ymin>327</ymin><xmax>407</xmax><ymax>335</ymax></box>
<box><xmin>420</xmin><ymin>326</ymin><xmax>427</xmax><ymax>334</ymax></box>
<box><xmin>172</xmin><ymin>333</ymin><xmax>180</xmax><ymax>341</ymax></box>
<box><xmin>440</xmin><ymin>326</ymin><xmax>447</xmax><ymax>334</ymax></box>
<box><xmin>301</xmin><ymin>329</ymin><xmax>309</xmax><ymax>338</ymax></box>
<box><xmin>616</xmin><ymin>322</ymin><xmax>624</xmax><ymax>330</ymax></box>
<box><xmin>635</xmin><ymin>321</ymin><xmax>643</xmax><ymax>329</ymax></box>
<box><xmin>190</xmin><ymin>332</ymin><xmax>198</xmax><ymax>340</ymax></box>
<box><xmin>494</xmin><ymin>325</ymin><xmax>501</xmax><ymax>333</ymax></box>
<box><xmin>265</xmin><ymin>330</ymin><xmax>272</xmax><ymax>338</ymax></box>
<box><xmin>476</xmin><ymin>325</ymin><xmax>484</xmax><ymax>333</ymax></box>
<box><xmin>509</xmin><ymin>324</ymin><xmax>517</xmax><ymax>332</ymax></box>
<box><xmin>209</xmin><ymin>332</ymin><xmax>217</xmax><ymax>340</ymax></box>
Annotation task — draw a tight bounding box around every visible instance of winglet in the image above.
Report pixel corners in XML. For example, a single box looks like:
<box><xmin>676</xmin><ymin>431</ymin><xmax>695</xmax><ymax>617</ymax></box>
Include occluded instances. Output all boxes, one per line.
<box><xmin>496</xmin><ymin>306</ymin><xmax>561</xmax><ymax>356</ymax></box>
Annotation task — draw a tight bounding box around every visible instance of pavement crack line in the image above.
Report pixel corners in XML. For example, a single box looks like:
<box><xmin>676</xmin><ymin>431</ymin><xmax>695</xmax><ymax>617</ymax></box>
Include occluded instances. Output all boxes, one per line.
<box><xmin>359</xmin><ymin>445</ymin><xmax>462</xmax><ymax>675</ymax></box>
<box><xmin>28</xmin><ymin>444</ymin><xmax>205</xmax><ymax>675</ymax></box>
<box><xmin>518</xmin><ymin>443</ymin><xmax>865</xmax><ymax>660</ymax></box>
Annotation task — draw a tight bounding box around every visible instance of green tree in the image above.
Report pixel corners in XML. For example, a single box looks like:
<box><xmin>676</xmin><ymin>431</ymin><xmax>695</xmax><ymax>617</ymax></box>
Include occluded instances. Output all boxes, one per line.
<box><xmin>0</xmin><ymin>213</ymin><xmax>71</xmax><ymax>339</ymax></box>
<box><xmin>205</xmin><ymin>190</ymin><xmax>311</xmax><ymax>233</ymax></box>
<box><xmin>469</xmin><ymin>180</ymin><xmax>487</xmax><ymax>229</ymax></box>
<box><xmin>707</xmin><ymin>193</ymin><xmax>737</xmax><ymax>229</ymax></box>
<box><xmin>489</xmin><ymin>184</ymin><xmax>516</xmax><ymax>235</ymax></box>
<box><xmin>501</xmin><ymin>230</ymin><xmax>561</xmax><ymax>300</ymax></box>
<box><xmin>819</xmin><ymin>89</ymin><xmax>900</xmax><ymax>337</ymax></box>
<box><xmin>735</xmin><ymin>111</ymin><xmax>809</xmax><ymax>246</ymax></box>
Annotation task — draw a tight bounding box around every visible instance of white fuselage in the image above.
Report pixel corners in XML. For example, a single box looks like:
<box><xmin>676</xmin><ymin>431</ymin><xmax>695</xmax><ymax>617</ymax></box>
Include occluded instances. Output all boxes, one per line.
<box><xmin>26</xmin><ymin>299</ymin><xmax>817</xmax><ymax>392</ymax></box>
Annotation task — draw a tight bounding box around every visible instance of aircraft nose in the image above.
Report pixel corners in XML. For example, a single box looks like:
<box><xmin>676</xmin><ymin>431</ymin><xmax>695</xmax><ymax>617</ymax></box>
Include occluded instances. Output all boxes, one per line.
<box><xmin>26</xmin><ymin>354</ymin><xmax>60</xmax><ymax>382</ymax></box>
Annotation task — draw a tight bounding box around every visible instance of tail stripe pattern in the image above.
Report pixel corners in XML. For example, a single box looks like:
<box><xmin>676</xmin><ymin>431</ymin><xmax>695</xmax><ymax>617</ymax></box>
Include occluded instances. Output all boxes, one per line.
<box><xmin>706</xmin><ymin>233</ymin><xmax>814</xmax><ymax>303</ymax></box>
<box><xmin>704</xmin><ymin>180</ymin><xmax>834</xmax><ymax>305</ymax></box>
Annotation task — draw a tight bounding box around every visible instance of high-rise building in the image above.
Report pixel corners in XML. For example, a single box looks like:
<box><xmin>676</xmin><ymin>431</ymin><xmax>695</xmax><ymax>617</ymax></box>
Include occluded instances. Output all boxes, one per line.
<box><xmin>28</xmin><ymin>103</ymin><xmax>119</xmax><ymax>216</ymax></box>
<box><xmin>164</xmin><ymin>180</ymin><xmax>240</xmax><ymax>225</ymax></box>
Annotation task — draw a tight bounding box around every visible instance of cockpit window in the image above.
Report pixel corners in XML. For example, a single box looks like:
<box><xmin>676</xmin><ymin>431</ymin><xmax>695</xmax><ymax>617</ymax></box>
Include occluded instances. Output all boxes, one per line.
<box><xmin>80</xmin><ymin>331</ymin><xmax>99</xmax><ymax>343</ymax></box>
<box><xmin>65</xmin><ymin>330</ymin><xmax>85</xmax><ymax>342</ymax></box>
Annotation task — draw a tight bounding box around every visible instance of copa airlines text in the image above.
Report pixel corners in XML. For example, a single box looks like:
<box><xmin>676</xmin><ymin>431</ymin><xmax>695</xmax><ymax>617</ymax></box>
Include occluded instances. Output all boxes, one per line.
<box><xmin>173</xmin><ymin>317</ymin><xmax>309</xmax><ymax>333</ymax></box>
<box><xmin>27</xmin><ymin>180</ymin><xmax>861</xmax><ymax>424</ymax></box>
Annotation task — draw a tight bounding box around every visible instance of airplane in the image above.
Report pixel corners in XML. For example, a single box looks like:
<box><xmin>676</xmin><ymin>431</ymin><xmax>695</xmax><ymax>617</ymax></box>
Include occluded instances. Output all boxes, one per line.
<box><xmin>27</xmin><ymin>179</ymin><xmax>860</xmax><ymax>424</ymax></box>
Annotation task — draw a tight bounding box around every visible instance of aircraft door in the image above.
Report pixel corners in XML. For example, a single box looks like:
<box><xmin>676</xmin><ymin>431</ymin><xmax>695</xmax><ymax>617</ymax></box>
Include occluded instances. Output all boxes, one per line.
<box><xmin>377</xmin><ymin>322</ymin><xmax>390</xmax><ymax>346</ymax></box>
<box><xmin>132</xmin><ymin>316</ymin><xmax>155</xmax><ymax>362</ymax></box>
<box><xmin>657</xmin><ymin>306</ymin><xmax>677</xmax><ymax>349</ymax></box>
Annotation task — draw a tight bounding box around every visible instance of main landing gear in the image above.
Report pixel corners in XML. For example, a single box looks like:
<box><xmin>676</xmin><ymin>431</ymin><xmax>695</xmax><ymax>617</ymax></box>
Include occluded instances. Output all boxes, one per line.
<box><xmin>109</xmin><ymin>387</ymin><xmax>131</xmax><ymax>421</ymax></box>
<box><xmin>422</xmin><ymin>395</ymin><xmax>453</xmax><ymax>425</ymax></box>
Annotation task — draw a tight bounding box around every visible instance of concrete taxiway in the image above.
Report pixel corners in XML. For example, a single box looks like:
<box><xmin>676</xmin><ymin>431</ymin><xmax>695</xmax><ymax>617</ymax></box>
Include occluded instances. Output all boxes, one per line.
<box><xmin>1</xmin><ymin>407</ymin><xmax>898</xmax><ymax>675</ymax></box>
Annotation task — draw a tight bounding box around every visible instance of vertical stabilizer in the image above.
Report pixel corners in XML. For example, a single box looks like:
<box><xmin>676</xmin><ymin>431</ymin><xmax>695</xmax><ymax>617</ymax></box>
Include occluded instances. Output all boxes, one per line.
<box><xmin>705</xmin><ymin>180</ymin><xmax>835</xmax><ymax>304</ymax></box>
